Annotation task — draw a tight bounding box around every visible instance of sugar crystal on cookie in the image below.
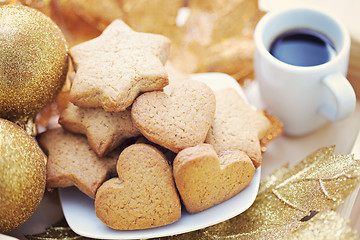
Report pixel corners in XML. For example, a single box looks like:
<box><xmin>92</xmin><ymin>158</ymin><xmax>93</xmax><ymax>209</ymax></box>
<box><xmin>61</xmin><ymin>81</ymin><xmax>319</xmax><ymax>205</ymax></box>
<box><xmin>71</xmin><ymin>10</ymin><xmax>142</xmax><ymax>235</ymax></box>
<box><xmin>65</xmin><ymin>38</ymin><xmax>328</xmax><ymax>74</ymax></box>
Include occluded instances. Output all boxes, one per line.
<box><xmin>69</xmin><ymin>19</ymin><xmax>170</xmax><ymax>111</ymax></box>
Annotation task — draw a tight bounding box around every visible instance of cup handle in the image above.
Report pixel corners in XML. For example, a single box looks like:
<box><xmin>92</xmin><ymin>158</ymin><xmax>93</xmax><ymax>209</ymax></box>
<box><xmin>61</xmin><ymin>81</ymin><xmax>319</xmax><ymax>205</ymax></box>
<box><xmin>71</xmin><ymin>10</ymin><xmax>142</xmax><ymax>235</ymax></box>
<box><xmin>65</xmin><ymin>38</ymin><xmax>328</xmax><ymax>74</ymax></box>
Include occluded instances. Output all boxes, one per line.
<box><xmin>318</xmin><ymin>72</ymin><xmax>356</xmax><ymax>122</ymax></box>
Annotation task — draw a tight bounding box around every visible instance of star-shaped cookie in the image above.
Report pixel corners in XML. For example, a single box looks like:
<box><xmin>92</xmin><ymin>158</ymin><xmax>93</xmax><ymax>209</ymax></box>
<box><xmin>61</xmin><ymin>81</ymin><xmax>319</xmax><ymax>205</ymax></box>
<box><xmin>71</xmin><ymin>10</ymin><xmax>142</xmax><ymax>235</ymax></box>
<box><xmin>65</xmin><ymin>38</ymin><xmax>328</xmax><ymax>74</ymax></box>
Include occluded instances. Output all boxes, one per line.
<box><xmin>37</xmin><ymin>128</ymin><xmax>120</xmax><ymax>199</ymax></box>
<box><xmin>59</xmin><ymin>102</ymin><xmax>141</xmax><ymax>157</ymax></box>
<box><xmin>69</xmin><ymin>19</ymin><xmax>170</xmax><ymax>111</ymax></box>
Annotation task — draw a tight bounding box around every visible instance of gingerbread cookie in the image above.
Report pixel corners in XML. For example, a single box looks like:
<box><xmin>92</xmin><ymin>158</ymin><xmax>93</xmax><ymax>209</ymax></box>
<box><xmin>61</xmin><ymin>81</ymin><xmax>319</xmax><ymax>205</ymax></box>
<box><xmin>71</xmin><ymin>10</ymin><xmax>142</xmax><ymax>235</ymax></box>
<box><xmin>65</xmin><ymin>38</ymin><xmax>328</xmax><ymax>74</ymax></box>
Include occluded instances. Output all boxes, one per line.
<box><xmin>69</xmin><ymin>19</ymin><xmax>170</xmax><ymax>111</ymax></box>
<box><xmin>131</xmin><ymin>80</ymin><xmax>216</xmax><ymax>153</ymax></box>
<box><xmin>59</xmin><ymin>102</ymin><xmax>141</xmax><ymax>157</ymax></box>
<box><xmin>173</xmin><ymin>144</ymin><xmax>255</xmax><ymax>213</ymax></box>
<box><xmin>37</xmin><ymin>128</ymin><xmax>120</xmax><ymax>199</ymax></box>
<box><xmin>205</xmin><ymin>88</ymin><xmax>270</xmax><ymax>168</ymax></box>
<box><xmin>95</xmin><ymin>143</ymin><xmax>181</xmax><ymax>230</ymax></box>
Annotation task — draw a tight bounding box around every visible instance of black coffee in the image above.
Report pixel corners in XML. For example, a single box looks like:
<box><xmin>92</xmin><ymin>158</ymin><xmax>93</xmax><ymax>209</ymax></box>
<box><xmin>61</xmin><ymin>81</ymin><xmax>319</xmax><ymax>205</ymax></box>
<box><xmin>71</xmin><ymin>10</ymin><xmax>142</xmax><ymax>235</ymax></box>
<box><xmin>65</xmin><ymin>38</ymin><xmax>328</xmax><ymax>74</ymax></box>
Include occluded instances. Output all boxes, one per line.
<box><xmin>269</xmin><ymin>29</ymin><xmax>336</xmax><ymax>67</ymax></box>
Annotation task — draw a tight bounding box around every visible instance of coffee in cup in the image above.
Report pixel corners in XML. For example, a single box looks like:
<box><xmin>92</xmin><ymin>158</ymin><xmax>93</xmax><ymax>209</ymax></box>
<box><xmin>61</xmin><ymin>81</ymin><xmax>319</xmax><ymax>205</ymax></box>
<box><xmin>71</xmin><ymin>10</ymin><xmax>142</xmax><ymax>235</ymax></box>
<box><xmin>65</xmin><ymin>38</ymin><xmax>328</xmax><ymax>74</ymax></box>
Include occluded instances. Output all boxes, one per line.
<box><xmin>254</xmin><ymin>7</ymin><xmax>356</xmax><ymax>136</ymax></box>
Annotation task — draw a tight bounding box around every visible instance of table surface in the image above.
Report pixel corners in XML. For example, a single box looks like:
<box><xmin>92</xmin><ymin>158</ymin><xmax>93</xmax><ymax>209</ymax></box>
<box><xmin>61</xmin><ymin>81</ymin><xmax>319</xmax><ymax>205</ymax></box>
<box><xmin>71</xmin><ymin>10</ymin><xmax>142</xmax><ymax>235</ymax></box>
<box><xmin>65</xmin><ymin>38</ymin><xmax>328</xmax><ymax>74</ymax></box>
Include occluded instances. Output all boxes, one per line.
<box><xmin>4</xmin><ymin>81</ymin><xmax>360</xmax><ymax>240</ymax></box>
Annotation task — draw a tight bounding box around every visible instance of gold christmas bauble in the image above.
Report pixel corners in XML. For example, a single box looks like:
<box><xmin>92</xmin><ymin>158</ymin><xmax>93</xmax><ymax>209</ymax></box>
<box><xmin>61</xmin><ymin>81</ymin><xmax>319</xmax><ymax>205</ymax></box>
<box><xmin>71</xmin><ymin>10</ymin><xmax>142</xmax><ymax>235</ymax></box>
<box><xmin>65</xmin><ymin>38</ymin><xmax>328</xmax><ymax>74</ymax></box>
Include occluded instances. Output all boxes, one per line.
<box><xmin>0</xmin><ymin>118</ymin><xmax>47</xmax><ymax>233</ymax></box>
<box><xmin>0</xmin><ymin>5</ymin><xmax>68</xmax><ymax>126</ymax></box>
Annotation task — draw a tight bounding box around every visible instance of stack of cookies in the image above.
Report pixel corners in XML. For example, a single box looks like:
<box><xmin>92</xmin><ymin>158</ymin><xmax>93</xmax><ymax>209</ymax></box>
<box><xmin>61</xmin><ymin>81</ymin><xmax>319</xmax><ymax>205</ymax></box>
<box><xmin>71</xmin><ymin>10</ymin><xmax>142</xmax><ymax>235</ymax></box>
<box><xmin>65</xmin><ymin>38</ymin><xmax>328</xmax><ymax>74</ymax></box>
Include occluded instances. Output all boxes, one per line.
<box><xmin>37</xmin><ymin>19</ymin><xmax>275</xmax><ymax>230</ymax></box>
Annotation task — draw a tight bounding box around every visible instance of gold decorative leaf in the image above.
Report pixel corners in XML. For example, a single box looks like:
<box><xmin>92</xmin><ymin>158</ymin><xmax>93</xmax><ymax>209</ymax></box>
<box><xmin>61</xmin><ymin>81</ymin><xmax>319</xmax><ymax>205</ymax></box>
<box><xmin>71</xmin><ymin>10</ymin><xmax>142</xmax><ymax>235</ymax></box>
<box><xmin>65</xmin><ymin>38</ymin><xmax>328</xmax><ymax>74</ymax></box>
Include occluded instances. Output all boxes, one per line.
<box><xmin>307</xmin><ymin>154</ymin><xmax>360</xmax><ymax>180</ymax></box>
<box><xmin>201</xmin><ymin>190</ymin><xmax>304</xmax><ymax>239</ymax></box>
<box><xmin>279</xmin><ymin>210</ymin><xmax>358</xmax><ymax>240</ymax></box>
<box><xmin>273</xmin><ymin>149</ymin><xmax>360</xmax><ymax>212</ymax></box>
<box><xmin>258</xmin><ymin>163</ymin><xmax>289</xmax><ymax>194</ymax></box>
<box><xmin>275</xmin><ymin>146</ymin><xmax>335</xmax><ymax>189</ymax></box>
<box><xmin>320</xmin><ymin>177</ymin><xmax>360</xmax><ymax>202</ymax></box>
<box><xmin>273</xmin><ymin>179</ymin><xmax>337</xmax><ymax>212</ymax></box>
<box><xmin>157</xmin><ymin>146</ymin><xmax>359</xmax><ymax>240</ymax></box>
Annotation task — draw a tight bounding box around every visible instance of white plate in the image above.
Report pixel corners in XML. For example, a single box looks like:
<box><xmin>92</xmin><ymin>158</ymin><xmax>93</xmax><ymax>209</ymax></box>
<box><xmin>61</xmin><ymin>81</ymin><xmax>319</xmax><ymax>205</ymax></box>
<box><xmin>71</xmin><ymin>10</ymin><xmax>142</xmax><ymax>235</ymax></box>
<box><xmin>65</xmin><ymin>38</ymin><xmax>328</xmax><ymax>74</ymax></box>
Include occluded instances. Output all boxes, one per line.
<box><xmin>59</xmin><ymin>72</ymin><xmax>261</xmax><ymax>240</ymax></box>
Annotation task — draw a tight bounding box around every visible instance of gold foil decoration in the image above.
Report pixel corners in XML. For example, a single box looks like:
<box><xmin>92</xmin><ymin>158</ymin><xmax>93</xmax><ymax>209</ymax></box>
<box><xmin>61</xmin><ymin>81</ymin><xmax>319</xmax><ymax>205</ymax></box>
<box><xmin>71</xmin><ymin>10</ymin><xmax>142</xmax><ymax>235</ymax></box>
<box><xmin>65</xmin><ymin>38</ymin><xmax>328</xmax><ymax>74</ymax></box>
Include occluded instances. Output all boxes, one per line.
<box><xmin>170</xmin><ymin>0</ymin><xmax>264</xmax><ymax>83</ymax></box>
<box><xmin>154</xmin><ymin>146</ymin><xmax>359</xmax><ymax>239</ymax></box>
<box><xmin>257</xmin><ymin>163</ymin><xmax>290</xmax><ymax>194</ymax></box>
<box><xmin>273</xmin><ymin>148</ymin><xmax>360</xmax><ymax>212</ymax></box>
<box><xmin>201</xmin><ymin>183</ymin><xmax>304</xmax><ymax>239</ymax></box>
<box><xmin>26</xmin><ymin>0</ymin><xmax>263</xmax><ymax>84</ymax></box>
<box><xmin>279</xmin><ymin>211</ymin><xmax>358</xmax><ymax>240</ymax></box>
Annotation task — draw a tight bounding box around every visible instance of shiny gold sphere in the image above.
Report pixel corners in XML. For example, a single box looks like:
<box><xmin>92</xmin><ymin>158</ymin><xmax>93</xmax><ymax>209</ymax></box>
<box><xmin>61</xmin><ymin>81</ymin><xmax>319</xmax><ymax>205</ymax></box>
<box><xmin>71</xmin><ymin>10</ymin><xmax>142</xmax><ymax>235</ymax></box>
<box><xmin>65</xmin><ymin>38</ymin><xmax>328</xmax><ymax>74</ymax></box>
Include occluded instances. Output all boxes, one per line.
<box><xmin>0</xmin><ymin>118</ymin><xmax>47</xmax><ymax>233</ymax></box>
<box><xmin>0</xmin><ymin>5</ymin><xmax>68</xmax><ymax>124</ymax></box>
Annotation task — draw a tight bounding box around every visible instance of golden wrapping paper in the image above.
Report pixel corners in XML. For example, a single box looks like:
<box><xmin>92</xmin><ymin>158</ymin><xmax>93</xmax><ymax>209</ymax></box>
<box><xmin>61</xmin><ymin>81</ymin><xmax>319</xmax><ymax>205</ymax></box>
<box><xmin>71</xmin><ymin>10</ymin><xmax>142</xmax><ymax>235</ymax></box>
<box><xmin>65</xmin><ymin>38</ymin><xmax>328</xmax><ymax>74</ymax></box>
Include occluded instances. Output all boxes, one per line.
<box><xmin>10</xmin><ymin>0</ymin><xmax>263</xmax><ymax>84</ymax></box>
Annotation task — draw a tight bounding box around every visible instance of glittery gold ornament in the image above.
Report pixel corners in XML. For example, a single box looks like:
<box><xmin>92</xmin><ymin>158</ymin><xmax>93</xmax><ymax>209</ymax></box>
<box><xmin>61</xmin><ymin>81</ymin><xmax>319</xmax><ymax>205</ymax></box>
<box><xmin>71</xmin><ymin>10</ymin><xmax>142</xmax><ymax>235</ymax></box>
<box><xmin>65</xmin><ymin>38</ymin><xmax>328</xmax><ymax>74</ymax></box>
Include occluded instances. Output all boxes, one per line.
<box><xmin>0</xmin><ymin>5</ymin><xmax>68</xmax><ymax>133</ymax></box>
<box><xmin>279</xmin><ymin>210</ymin><xmax>358</xmax><ymax>240</ymax></box>
<box><xmin>0</xmin><ymin>118</ymin><xmax>47</xmax><ymax>233</ymax></box>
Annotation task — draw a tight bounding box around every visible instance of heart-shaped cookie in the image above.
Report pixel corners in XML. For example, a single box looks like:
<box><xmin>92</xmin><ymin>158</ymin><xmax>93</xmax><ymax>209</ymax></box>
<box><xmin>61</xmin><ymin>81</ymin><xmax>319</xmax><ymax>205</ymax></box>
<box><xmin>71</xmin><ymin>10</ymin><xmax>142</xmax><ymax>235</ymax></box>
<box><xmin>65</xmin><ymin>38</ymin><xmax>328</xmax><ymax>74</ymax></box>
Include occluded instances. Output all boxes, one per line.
<box><xmin>131</xmin><ymin>80</ymin><xmax>216</xmax><ymax>153</ymax></box>
<box><xmin>95</xmin><ymin>143</ymin><xmax>181</xmax><ymax>230</ymax></box>
<box><xmin>173</xmin><ymin>144</ymin><xmax>255</xmax><ymax>214</ymax></box>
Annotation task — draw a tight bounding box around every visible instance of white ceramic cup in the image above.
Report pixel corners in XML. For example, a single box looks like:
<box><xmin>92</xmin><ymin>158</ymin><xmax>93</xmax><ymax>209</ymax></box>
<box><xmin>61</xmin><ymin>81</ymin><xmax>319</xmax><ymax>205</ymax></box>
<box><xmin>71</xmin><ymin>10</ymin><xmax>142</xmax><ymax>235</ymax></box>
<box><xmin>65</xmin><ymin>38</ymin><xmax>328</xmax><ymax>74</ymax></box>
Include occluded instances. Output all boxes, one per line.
<box><xmin>254</xmin><ymin>7</ymin><xmax>356</xmax><ymax>136</ymax></box>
